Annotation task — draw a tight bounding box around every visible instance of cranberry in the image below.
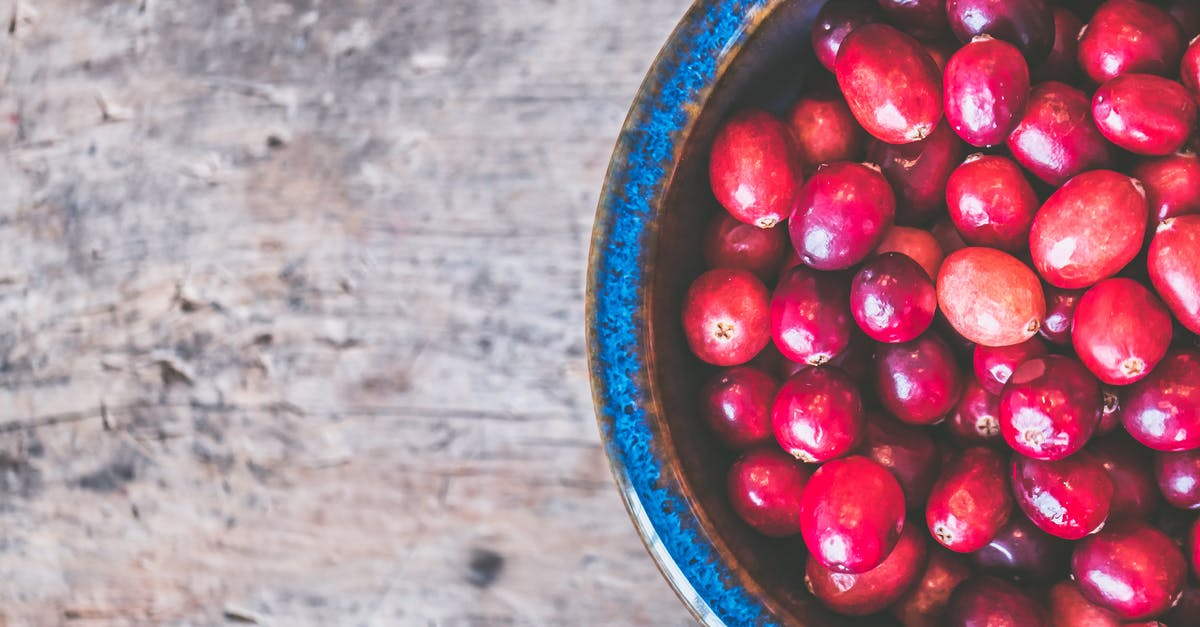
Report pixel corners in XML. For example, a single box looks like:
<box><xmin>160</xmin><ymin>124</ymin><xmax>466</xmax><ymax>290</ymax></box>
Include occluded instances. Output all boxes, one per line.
<box><xmin>1097</xmin><ymin>386</ymin><xmax>1122</xmax><ymax>435</ymax></box>
<box><xmin>875</xmin><ymin>225</ymin><xmax>945</xmax><ymax>279</ymax></box>
<box><xmin>1049</xmin><ymin>580</ymin><xmax>1126</xmax><ymax>627</ymax></box>
<box><xmin>862</xmin><ymin>411</ymin><xmax>941</xmax><ymax>507</ymax></box>
<box><xmin>944</xmin><ymin>576</ymin><xmax>1050</xmax><ymax>626</ymax></box>
<box><xmin>1184</xmin><ymin>35</ymin><xmax>1200</xmax><ymax>95</ymax></box>
<box><xmin>1132</xmin><ymin>151</ymin><xmax>1200</xmax><ymax>225</ymax></box>
<box><xmin>1029</xmin><ymin>170</ymin><xmax>1148</xmax><ymax>289</ymax></box>
<box><xmin>1072</xmin><ymin>520</ymin><xmax>1187</xmax><ymax>620</ymax></box>
<box><xmin>785</xmin><ymin>89</ymin><xmax>865</xmax><ymax>170</ymax></box>
<box><xmin>1000</xmin><ymin>355</ymin><xmax>1102</xmax><ymax>460</ymax></box>
<box><xmin>1012</xmin><ymin>452</ymin><xmax>1114</xmax><ymax>539</ymax></box>
<box><xmin>1148</xmin><ymin>215</ymin><xmax>1200</xmax><ymax>333</ymax></box>
<box><xmin>926</xmin><ymin>446</ymin><xmax>1013</xmax><ymax>552</ymax></box>
<box><xmin>1122</xmin><ymin>349</ymin><xmax>1200</xmax><ymax>451</ymax></box>
<box><xmin>1089</xmin><ymin>434</ymin><xmax>1161</xmax><ymax>521</ymax></box>
<box><xmin>1154</xmin><ymin>448</ymin><xmax>1200</xmax><ymax>509</ymax></box>
<box><xmin>868</xmin><ymin>121</ymin><xmax>966</xmax><ymax>225</ymax></box>
<box><xmin>875</xmin><ymin>333</ymin><xmax>964</xmax><ymax>424</ymax></box>
<box><xmin>890</xmin><ymin>549</ymin><xmax>972</xmax><ymax>627</ymax></box>
<box><xmin>836</xmin><ymin>24</ymin><xmax>944</xmax><ymax>144</ymax></box>
<box><xmin>1093</xmin><ymin>73</ymin><xmax>1198</xmax><ymax>156</ymax></box>
<box><xmin>1077</xmin><ymin>0</ymin><xmax>1185</xmax><ymax>84</ymax></box>
<box><xmin>1007</xmin><ymin>81</ymin><xmax>1116</xmax><ymax>185</ymax></box>
<box><xmin>708</xmin><ymin>109</ymin><xmax>802</xmax><ymax>229</ymax></box>
<box><xmin>1072</xmin><ymin>278</ymin><xmax>1172</xmax><ymax>385</ymax></box>
<box><xmin>1031</xmin><ymin>7</ymin><xmax>1083</xmax><ymax>82</ymax></box>
<box><xmin>699</xmin><ymin>366</ymin><xmax>778</xmax><ymax>450</ymax></box>
<box><xmin>1190</xmin><ymin>517</ymin><xmax>1200</xmax><ymax>576</ymax></box>
<box><xmin>937</xmin><ymin>247</ymin><xmax>1046</xmax><ymax>347</ymax></box>
<box><xmin>948</xmin><ymin>379</ymin><xmax>1003</xmax><ymax>443</ymax></box>
<box><xmin>810</xmin><ymin>0</ymin><xmax>884</xmax><ymax>72</ymax></box>
<box><xmin>682</xmin><ymin>269</ymin><xmax>771</xmax><ymax>366</ymax></box>
<box><xmin>772</xmin><ymin>367</ymin><xmax>864</xmax><ymax>463</ymax></box>
<box><xmin>788</xmin><ymin>162</ymin><xmax>896</xmax><ymax>270</ymax></box>
<box><xmin>1040</xmin><ymin>285</ymin><xmax>1084</xmax><ymax>345</ymax></box>
<box><xmin>943</xmin><ymin>37</ymin><xmax>1031</xmax><ymax>147</ymax></box>
<box><xmin>770</xmin><ymin>265</ymin><xmax>852</xmax><ymax>366</ymax></box>
<box><xmin>971</xmin><ymin>512</ymin><xmax>1071</xmax><ymax>582</ymax></box>
<box><xmin>701</xmin><ymin>210</ymin><xmax>788</xmax><ymax>282</ymax></box>
<box><xmin>945</xmin><ymin>154</ymin><xmax>1038</xmax><ymax>252</ymax></box>
<box><xmin>1169</xmin><ymin>1</ymin><xmax>1200</xmax><ymax>38</ymax></box>
<box><xmin>850</xmin><ymin>252</ymin><xmax>936</xmax><ymax>343</ymax></box>
<box><xmin>876</xmin><ymin>0</ymin><xmax>951</xmax><ymax>41</ymax></box>
<box><xmin>946</xmin><ymin>0</ymin><xmax>1054</xmax><ymax>62</ymax></box>
<box><xmin>973</xmin><ymin>336</ymin><xmax>1049</xmax><ymax>395</ymax></box>
<box><xmin>799</xmin><ymin>455</ymin><xmax>906</xmax><ymax>573</ymax></box>
<box><xmin>727</xmin><ymin>447</ymin><xmax>811</xmax><ymax>537</ymax></box>
<box><xmin>805</xmin><ymin>522</ymin><xmax>928</xmax><ymax>615</ymax></box>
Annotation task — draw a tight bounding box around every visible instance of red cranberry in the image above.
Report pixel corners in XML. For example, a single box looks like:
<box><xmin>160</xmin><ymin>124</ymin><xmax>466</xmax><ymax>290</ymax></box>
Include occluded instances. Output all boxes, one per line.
<box><xmin>682</xmin><ymin>269</ymin><xmax>771</xmax><ymax>366</ymax></box>
<box><xmin>973</xmin><ymin>336</ymin><xmax>1049</xmax><ymax>395</ymax></box>
<box><xmin>1169</xmin><ymin>1</ymin><xmax>1200</xmax><ymax>38</ymax></box>
<box><xmin>890</xmin><ymin>549</ymin><xmax>972</xmax><ymax>627</ymax></box>
<box><xmin>770</xmin><ymin>265</ymin><xmax>853</xmax><ymax>366</ymax></box>
<box><xmin>811</xmin><ymin>0</ymin><xmax>884</xmax><ymax>72</ymax></box>
<box><xmin>805</xmin><ymin>522</ymin><xmax>928</xmax><ymax>615</ymax></box>
<box><xmin>868</xmin><ymin>121</ymin><xmax>966</xmax><ymax>225</ymax></box>
<box><xmin>862</xmin><ymin>411</ymin><xmax>941</xmax><ymax>507</ymax></box>
<box><xmin>944</xmin><ymin>576</ymin><xmax>1050</xmax><ymax>626</ymax></box>
<box><xmin>1132</xmin><ymin>151</ymin><xmax>1200</xmax><ymax>225</ymax></box>
<box><xmin>1093</xmin><ymin>73</ymin><xmax>1198</xmax><ymax>156</ymax></box>
<box><xmin>948</xmin><ymin>379</ymin><xmax>1003</xmax><ymax>443</ymax></box>
<box><xmin>1089</xmin><ymin>434</ymin><xmax>1161</xmax><ymax>521</ymax></box>
<box><xmin>875</xmin><ymin>333</ymin><xmax>964</xmax><ymax>424</ymax></box>
<box><xmin>943</xmin><ymin>37</ymin><xmax>1031</xmax><ymax>147</ymax></box>
<box><xmin>876</xmin><ymin>0</ymin><xmax>951</xmax><ymax>41</ymax></box>
<box><xmin>1000</xmin><ymin>355</ymin><xmax>1102</xmax><ymax>460</ymax></box>
<box><xmin>1072</xmin><ymin>278</ymin><xmax>1172</xmax><ymax>385</ymax></box>
<box><xmin>708</xmin><ymin>109</ymin><xmax>802</xmax><ymax>229</ymax></box>
<box><xmin>1012</xmin><ymin>451</ymin><xmax>1114</xmax><ymax>539</ymax></box>
<box><xmin>1148</xmin><ymin>215</ymin><xmax>1200</xmax><ymax>333</ymax></box>
<box><xmin>1184</xmin><ymin>35</ymin><xmax>1200</xmax><ymax>95</ymax></box>
<box><xmin>836</xmin><ymin>24</ymin><xmax>944</xmax><ymax>144</ymax></box>
<box><xmin>699</xmin><ymin>366</ymin><xmax>778</xmax><ymax>450</ymax></box>
<box><xmin>788</xmin><ymin>162</ymin><xmax>896</xmax><ymax>270</ymax></box>
<box><xmin>785</xmin><ymin>89</ymin><xmax>865</xmax><ymax>170</ymax></box>
<box><xmin>1072</xmin><ymin>520</ymin><xmax>1187</xmax><ymax>620</ymax></box>
<box><xmin>971</xmin><ymin>512</ymin><xmax>1071</xmax><ymax>582</ymax></box>
<box><xmin>701</xmin><ymin>210</ymin><xmax>788</xmax><ymax>282</ymax></box>
<box><xmin>1029</xmin><ymin>170</ymin><xmax>1148</xmax><ymax>289</ymax></box>
<box><xmin>937</xmin><ymin>247</ymin><xmax>1046</xmax><ymax>347</ymax></box>
<box><xmin>1032</xmin><ymin>7</ymin><xmax>1083</xmax><ymax>82</ymax></box>
<box><xmin>1007</xmin><ymin>81</ymin><xmax>1116</xmax><ymax>185</ymax></box>
<box><xmin>1039</xmin><ymin>285</ymin><xmax>1084</xmax><ymax>345</ymax></box>
<box><xmin>945</xmin><ymin>154</ymin><xmax>1038</xmax><ymax>252</ymax></box>
<box><xmin>772</xmin><ymin>367</ymin><xmax>864</xmax><ymax>463</ymax></box>
<box><xmin>850</xmin><ymin>252</ymin><xmax>936</xmax><ymax>343</ymax></box>
<box><xmin>1077</xmin><ymin>0</ymin><xmax>1185</xmax><ymax>84</ymax></box>
<box><xmin>1049</xmin><ymin>580</ymin><xmax>1126</xmax><ymax>627</ymax></box>
<box><xmin>1154</xmin><ymin>448</ymin><xmax>1200</xmax><ymax>509</ymax></box>
<box><xmin>1122</xmin><ymin>349</ymin><xmax>1200</xmax><ymax>451</ymax></box>
<box><xmin>799</xmin><ymin>455</ymin><xmax>906</xmax><ymax>573</ymax></box>
<box><xmin>727</xmin><ymin>447</ymin><xmax>811</xmax><ymax>537</ymax></box>
<box><xmin>926</xmin><ymin>446</ymin><xmax>1013</xmax><ymax>552</ymax></box>
<box><xmin>875</xmin><ymin>225</ymin><xmax>945</xmax><ymax>279</ymax></box>
<box><xmin>946</xmin><ymin>0</ymin><xmax>1055</xmax><ymax>62</ymax></box>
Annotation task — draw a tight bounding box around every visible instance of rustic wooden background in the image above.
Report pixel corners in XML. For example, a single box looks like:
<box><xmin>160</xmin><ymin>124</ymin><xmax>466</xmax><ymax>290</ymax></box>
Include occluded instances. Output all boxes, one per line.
<box><xmin>0</xmin><ymin>0</ymin><xmax>696</xmax><ymax>624</ymax></box>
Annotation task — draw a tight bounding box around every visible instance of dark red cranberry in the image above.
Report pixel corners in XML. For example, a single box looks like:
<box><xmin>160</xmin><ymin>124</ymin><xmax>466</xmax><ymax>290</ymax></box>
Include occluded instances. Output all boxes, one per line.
<box><xmin>788</xmin><ymin>162</ymin><xmax>896</xmax><ymax>270</ymax></box>
<box><xmin>1089</xmin><ymin>434</ymin><xmax>1161</xmax><ymax>521</ymax></box>
<box><xmin>770</xmin><ymin>268</ymin><xmax>851</xmax><ymax>369</ymax></box>
<box><xmin>1148</xmin><ymin>215</ymin><xmax>1200</xmax><ymax>333</ymax></box>
<box><xmin>805</xmin><ymin>522</ymin><xmax>928</xmax><ymax>615</ymax></box>
<box><xmin>946</xmin><ymin>0</ymin><xmax>1054</xmax><ymax>62</ymax></box>
<box><xmin>1049</xmin><ymin>580</ymin><xmax>1126</xmax><ymax>627</ymax></box>
<box><xmin>727</xmin><ymin>447</ymin><xmax>811</xmax><ymax>537</ymax></box>
<box><xmin>890</xmin><ymin>549</ymin><xmax>972</xmax><ymax>627</ymax></box>
<box><xmin>1072</xmin><ymin>278</ymin><xmax>1172</xmax><ymax>385</ymax></box>
<box><xmin>876</xmin><ymin>0</ymin><xmax>950</xmax><ymax>41</ymax></box>
<box><xmin>1168</xmin><ymin>1</ymin><xmax>1200</xmax><ymax>38</ymax></box>
<box><xmin>862</xmin><ymin>411</ymin><xmax>941</xmax><ymax>507</ymax></box>
<box><xmin>1093</xmin><ymin>73</ymin><xmax>1198</xmax><ymax>156</ymax></box>
<box><xmin>1000</xmin><ymin>355</ymin><xmax>1102</xmax><ymax>460</ymax></box>
<box><xmin>973</xmin><ymin>336</ymin><xmax>1049</xmax><ymax>396</ymax></box>
<box><xmin>709</xmin><ymin>109</ymin><xmax>802</xmax><ymax>229</ymax></box>
<box><xmin>1132</xmin><ymin>151</ymin><xmax>1200</xmax><ymax>225</ymax></box>
<box><xmin>875</xmin><ymin>225</ymin><xmax>944</xmax><ymax>279</ymax></box>
<box><xmin>699</xmin><ymin>366</ymin><xmax>778</xmax><ymax>450</ymax></box>
<box><xmin>1077</xmin><ymin>0</ymin><xmax>1185</xmax><ymax>84</ymax></box>
<box><xmin>1072</xmin><ymin>520</ymin><xmax>1187</xmax><ymax>620</ymax></box>
<box><xmin>772</xmin><ymin>367</ymin><xmax>864</xmax><ymax>463</ymax></box>
<box><xmin>785</xmin><ymin>89</ymin><xmax>866</xmax><ymax>170</ymax></box>
<box><xmin>682</xmin><ymin>269</ymin><xmax>771</xmax><ymax>366</ymax></box>
<box><xmin>1184</xmin><ymin>35</ymin><xmax>1200</xmax><ymax>95</ymax></box>
<box><xmin>948</xmin><ymin>379</ymin><xmax>1003</xmax><ymax>443</ymax></box>
<box><xmin>1122</xmin><ymin>349</ymin><xmax>1200</xmax><ymax>451</ymax></box>
<box><xmin>868</xmin><ymin>121</ymin><xmax>965</xmax><ymax>225</ymax></box>
<box><xmin>1039</xmin><ymin>285</ymin><xmax>1084</xmax><ymax>345</ymax></box>
<box><xmin>799</xmin><ymin>455</ymin><xmax>906</xmax><ymax>573</ymax></box>
<box><xmin>1190</xmin><ymin>517</ymin><xmax>1200</xmax><ymax>577</ymax></box>
<box><xmin>701</xmin><ymin>210</ymin><xmax>788</xmax><ymax>282</ymax></box>
<box><xmin>926</xmin><ymin>446</ymin><xmax>1012</xmax><ymax>552</ymax></box>
<box><xmin>875</xmin><ymin>333</ymin><xmax>963</xmax><ymax>425</ymax></box>
<box><xmin>1097</xmin><ymin>387</ymin><xmax>1122</xmax><ymax>435</ymax></box>
<box><xmin>1029</xmin><ymin>170</ymin><xmax>1148</xmax><ymax>289</ymax></box>
<box><xmin>811</xmin><ymin>0</ymin><xmax>884</xmax><ymax>72</ymax></box>
<box><xmin>937</xmin><ymin>247</ymin><xmax>1046</xmax><ymax>347</ymax></box>
<box><xmin>850</xmin><ymin>252</ymin><xmax>936</xmax><ymax>343</ymax></box>
<box><xmin>1032</xmin><ymin>7</ymin><xmax>1083</xmax><ymax>82</ymax></box>
<box><xmin>943</xmin><ymin>37</ymin><xmax>1031</xmax><ymax>147</ymax></box>
<box><xmin>1154</xmin><ymin>448</ymin><xmax>1200</xmax><ymax>509</ymax></box>
<box><xmin>945</xmin><ymin>154</ymin><xmax>1038</xmax><ymax>252</ymax></box>
<box><xmin>970</xmin><ymin>512</ymin><xmax>1071</xmax><ymax>581</ymax></box>
<box><xmin>1007</xmin><ymin>81</ymin><xmax>1116</xmax><ymax>185</ymax></box>
<box><xmin>836</xmin><ymin>24</ymin><xmax>944</xmax><ymax>144</ymax></box>
<box><xmin>1012</xmin><ymin>452</ymin><xmax>1114</xmax><ymax>539</ymax></box>
<box><xmin>944</xmin><ymin>576</ymin><xmax>1050</xmax><ymax>626</ymax></box>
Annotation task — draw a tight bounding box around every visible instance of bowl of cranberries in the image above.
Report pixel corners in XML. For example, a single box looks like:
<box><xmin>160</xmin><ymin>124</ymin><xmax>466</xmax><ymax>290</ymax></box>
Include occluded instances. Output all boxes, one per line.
<box><xmin>588</xmin><ymin>0</ymin><xmax>1200</xmax><ymax>624</ymax></box>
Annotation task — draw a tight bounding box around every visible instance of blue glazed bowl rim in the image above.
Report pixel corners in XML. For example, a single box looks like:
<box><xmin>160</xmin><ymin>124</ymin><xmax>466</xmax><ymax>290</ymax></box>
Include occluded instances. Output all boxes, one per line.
<box><xmin>586</xmin><ymin>1</ymin><xmax>787</xmax><ymax>625</ymax></box>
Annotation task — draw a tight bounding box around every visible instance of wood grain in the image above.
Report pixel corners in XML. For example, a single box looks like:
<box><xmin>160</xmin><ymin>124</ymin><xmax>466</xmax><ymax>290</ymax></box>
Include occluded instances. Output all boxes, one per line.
<box><xmin>0</xmin><ymin>0</ymin><xmax>696</xmax><ymax>624</ymax></box>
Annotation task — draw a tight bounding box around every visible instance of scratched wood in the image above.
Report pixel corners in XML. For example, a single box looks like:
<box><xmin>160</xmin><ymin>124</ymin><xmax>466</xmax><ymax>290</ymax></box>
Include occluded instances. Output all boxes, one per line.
<box><xmin>0</xmin><ymin>0</ymin><xmax>696</xmax><ymax>624</ymax></box>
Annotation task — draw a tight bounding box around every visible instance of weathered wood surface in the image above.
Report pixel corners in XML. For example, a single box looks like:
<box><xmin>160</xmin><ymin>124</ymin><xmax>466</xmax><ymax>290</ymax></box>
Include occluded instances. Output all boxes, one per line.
<box><xmin>0</xmin><ymin>1</ymin><xmax>696</xmax><ymax>624</ymax></box>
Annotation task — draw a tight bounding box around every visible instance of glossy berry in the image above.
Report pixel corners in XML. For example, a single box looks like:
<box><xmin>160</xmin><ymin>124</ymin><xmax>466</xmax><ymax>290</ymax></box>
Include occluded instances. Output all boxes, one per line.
<box><xmin>1007</xmin><ymin>81</ymin><xmax>1116</xmax><ymax>186</ymax></box>
<box><xmin>874</xmin><ymin>225</ymin><xmax>944</xmax><ymax>279</ymax></box>
<box><xmin>786</xmin><ymin>89</ymin><xmax>865</xmax><ymax>169</ymax></box>
<box><xmin>944</xmin><ymin>576</ymin><xmax>1050</xmax><ymax>626</ymax></box>
<box><xmin>948</xmin><ymin>379</ymin><xmax>1002</xmax><ymax>443</ymax></box>
<box><xmin>850</xmin><ymin>252</ymin><xmax>936</xmax><ymax>343</ymax></box>
<box><xmin>682</xmin><ymin>269</ymin><xmax>771</xmax><ymax>366</ymax></box>
<box><xmin>926</xmin><ymin>446</ymin><xmax>1012</xmax><ymax>552</ymax></box>
<box><xmin>701</xmin><ymin>210</ymin><xmax>788</xmax><ymax>282</ymax></box>
<box><xmin>1039</xmin><ymin>285</ymin><xmax>1084</xmax><ymax>345</ymax></box>
<box><xmin>770</xmin><ymin>265</ymin><xmax>853</xmax><ymax>366</ymax></box>
<box><xmin>1122</xmin><ymin>349</ymin><xmax>1200</xmax><ymax>451</ymax></box>
<box><xmin>1077</xmin><ymin>0</ymin><xmax>1186</xmax><ymax>84</ymax></box>
<box><xmin>1031</xmin><ymin>7</ymin><xmax>1083</xmax><ymax>82</ymax></box>
<box><xmin>945</xmin><ymin>154</ymin><xmax>1038</xmax><ymax>252</ymax></box>
<box><xmin>1148</xmin><ymin>215</ymin><xmax>1200</xmax><ymax>333</ymax></box>
<box><xmin>799</xmin><ymin>455</ymin><xmax>906</xmax><ymax>573</ymax></box>
<box><xmin>946</xmin><ymin>0</ymin><xmax>1054</xmax><ymax>62</ymax></box>
<box><xmin>970</xmin><ymin>513</ymin><xmax>1070</xmax><ymax>582</ymax></box>
<box><xmin>836</xmin><ymin>24</ymin><xmax>944</xmax><ymax>145</ymax></box>
<box><xmin>861</xmin><ymin>411</ymin><xmax>941</xmax><ymax>507</ymax></box>
<box><xmin>1185</xmin><ymin>34</ymin><xmax>1200</xmax><ymax>95</ymax></box>
<box><xmin>811</xmin><ymin>0</ymin><xmax>884</xmax><ymax>72</ymax></box>
<box><xmin>1012</xmin><ymin>452</ymin><xmax>1114</xmax><ymax>540</ymax></box>
<box><xmin>1049</xmin><ymin>581</ymin><xmax>1126</xmax><ymax>627</ymax></box>
<box><xmin>1072</xmin><ymin>278</ymin><xmax>1172</xmax><ymax>385</ymax></box>
<box><xmin>709</xmin><ymin>109</ymin><xmax>802</xmax><ymax>228</ymax></box>
<box><xmin>943</xmin><ymin>37</ymin><xmax>1031</xmax><ymax>147</ymax></box>
<box><xmin>788</xmin><ymin>162</ymin><xmax>896</xmax><ymax>270</ymax></box>
<box><xmin>772</xmin><ymin>367</ymin><xmax>864</xmax><ymax>464</ymax></box>
<box><xmin>875</xmin><ymin>333</ymin><xmax>963</xmax><ymax>424</ymax></box>
<box><xmin>1154</xmin><ymin>448</ymin><xmax>1200</xmax><ymax>509</ymax></box>
<box><xmin>805</xmin><ymin>522</ymin><xmax>928</xmax><ymax>615</ymax></box>
<box><xmin>1092</xmin><ymin>73</ymin><xmax>1197</xmax><ymax>156</ymax></box>
<box><xmin>937</xmin><ymin>247</ymin><xmax>1046</xmax><ymax>347</ymax></box>
<box><xmin>973</xmin><ymin>336</ymin><xmax>1049</xmax><ymax>396</ymax></box>
<box><xmin>1089</xmin><ymin>434</ymin><xmax>1161</xmax><ymax>521</ymax></box>
<box><xmin>699</xmin><ymin>366</ymin><xmax>778</xmax><ymax>450</ymax></box>
<box><xmin>727</xmin><ymin>447</ymin><xmax>811</xmax><ymax>537</ymax></box>
<box><xmin>868</xmin><ymin>121</ymin><xmax>966</xmax><ymax>225</ymax></box>
<box><xmin>1132</xmin><ymin>151</ymin><xmax>1200</xmax><ymax>225</ymax></box>
<box><xmin>1072</xmin><ymin>520</ymin><xmax>1187</xmax><ymax>620</ymax></box>
<box><xmin>1000</xmin><ymin>355</ymin><xmax>1102</xmax><ymax>460</ymax></box>
<box><xmin>890</xmin><ymin>549</ymin><xmax>972</xmax><ymax>627</ymax></box>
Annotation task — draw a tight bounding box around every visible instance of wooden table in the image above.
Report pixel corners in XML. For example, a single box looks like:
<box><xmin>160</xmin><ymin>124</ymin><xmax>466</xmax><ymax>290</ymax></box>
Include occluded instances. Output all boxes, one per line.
<box><xmin>0</xmin><ymin>0</ymin><xmax>695</xmax><ymax>624</ymax></box>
